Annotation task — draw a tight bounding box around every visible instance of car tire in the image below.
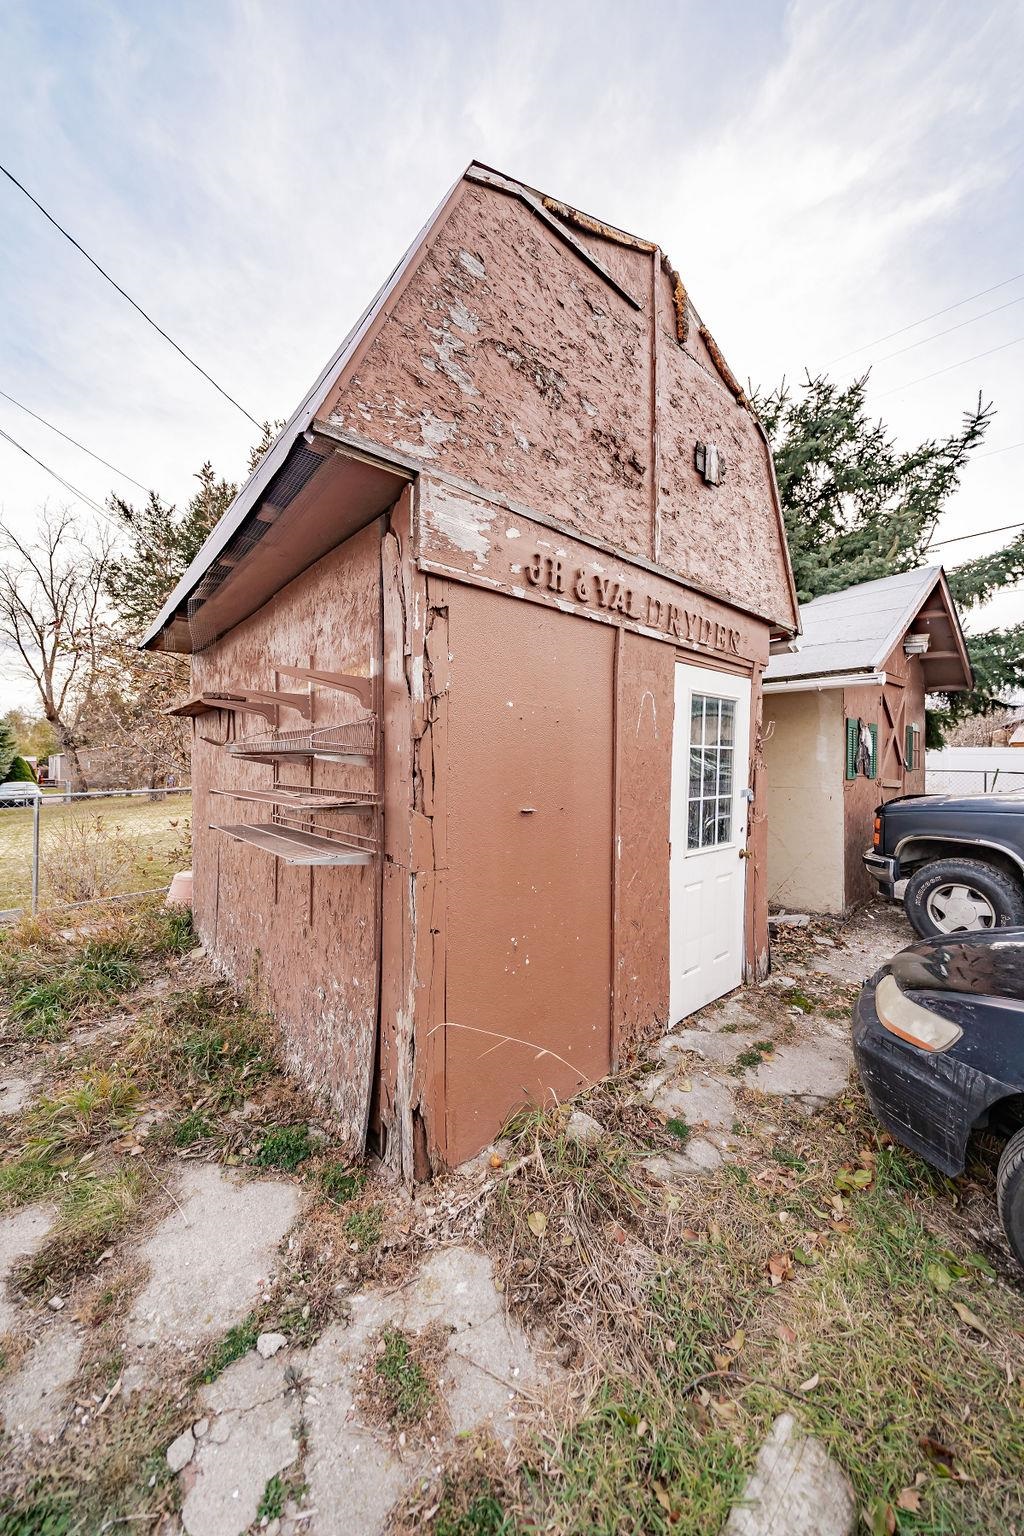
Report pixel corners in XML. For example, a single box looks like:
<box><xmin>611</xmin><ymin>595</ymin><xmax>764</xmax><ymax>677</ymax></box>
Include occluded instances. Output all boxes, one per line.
<box><xmin>997</xmin><ymin>1126</ymin><xmax>1024</xmax><ymax>1270</ymax></box>
<box><xmin>903</xmin><ymin>857</ymin><xmax>1024</xmax><ymax>940</ymax></box>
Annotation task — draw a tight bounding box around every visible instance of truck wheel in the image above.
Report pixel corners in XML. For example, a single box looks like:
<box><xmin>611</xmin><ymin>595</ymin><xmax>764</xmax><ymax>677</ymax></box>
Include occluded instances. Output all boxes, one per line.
<box><xmin>997</xmin><ymin>1126</ymin><xmax>1024</xmax><ymax>1270</ymax></box>
<box><xmin>903</xmin><ymin>858</ymin><xmax>1024</xmax><ymax>940</ymax></box>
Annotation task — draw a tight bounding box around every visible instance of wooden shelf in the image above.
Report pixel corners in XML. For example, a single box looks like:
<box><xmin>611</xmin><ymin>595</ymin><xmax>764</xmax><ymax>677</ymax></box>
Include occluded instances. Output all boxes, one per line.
<box><xmin>210</xmin><ymin>786</ymin><xmax>377</xmax><ymax>812</ymax></box>
<box><xmin>212</xmin><ymin>822</ymin><xmax>373</xmax><ymax>866</ymax></box>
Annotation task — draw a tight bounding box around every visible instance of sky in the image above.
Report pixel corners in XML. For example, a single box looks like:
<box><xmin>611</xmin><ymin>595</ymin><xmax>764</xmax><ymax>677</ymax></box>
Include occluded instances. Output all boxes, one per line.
<box><xmin>1</xmin><ymin>0</ymin><xmax>1022</xmax><ymax>708</ymax></box>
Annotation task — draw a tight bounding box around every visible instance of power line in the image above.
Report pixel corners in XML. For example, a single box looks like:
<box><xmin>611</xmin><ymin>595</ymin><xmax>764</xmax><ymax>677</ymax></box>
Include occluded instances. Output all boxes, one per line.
<box><xmin>0</xmin><ymin>388</ymin><xmax>150</xmax><ymax>493</ymax></box>
<box><xmin>826</xmin><ymin>270</ymin><xmax>1024</xmax><ymax>365</ymax></box>
<box><xmin>874</xmin><ymin>335</ymin><xmax>1024</xmax><ymax>400</ymax></box>
<box><xmin>977</xmin><ymin>440</ymin><xmax>1024</xmax><ymax>461</ymax></box>
<box><xmin>0</xmin><ymin>161</ymin><xmax>262</xmax><ymax>429</ymax></box>
<box><xmin>866</xmin><ymin>293</ymin><xmax>1024</xmax><ymax>368</ymax></box>
<box><xmin>930</xmin><ymin>519</ymin><xmax>1024</xmax><ymax>548</ymax></box>
<box><xmin>0</xmin><ymin>423</ymin><xmax>160</xmax><ymax>553</ymax></box>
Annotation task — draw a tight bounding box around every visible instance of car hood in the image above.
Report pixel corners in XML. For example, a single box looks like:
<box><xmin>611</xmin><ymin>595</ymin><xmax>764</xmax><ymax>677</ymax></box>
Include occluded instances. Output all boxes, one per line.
<box><xmin>886</xmin><ymin>928</ymin><xmax>1024</xmax><ymax>1003</ymax></box>
<box><xmin>881</xmin><ymin>791</ymin><xmax>1024</xmax><ymax>814</ymax></box>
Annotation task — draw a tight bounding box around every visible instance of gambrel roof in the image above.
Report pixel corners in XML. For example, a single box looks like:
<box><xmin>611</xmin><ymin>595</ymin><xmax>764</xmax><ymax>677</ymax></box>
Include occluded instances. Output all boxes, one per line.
<box><xmin>143</xmin><ymin>161</ymin><xmax>799</xmax><ymax>653</ymax></box>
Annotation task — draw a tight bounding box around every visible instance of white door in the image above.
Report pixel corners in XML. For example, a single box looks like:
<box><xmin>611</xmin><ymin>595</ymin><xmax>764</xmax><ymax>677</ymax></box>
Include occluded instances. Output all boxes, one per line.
<box><xmin>669</xmin><ymin>663</ymin><xmax>751</xmax><ymax>1022</ymax></box>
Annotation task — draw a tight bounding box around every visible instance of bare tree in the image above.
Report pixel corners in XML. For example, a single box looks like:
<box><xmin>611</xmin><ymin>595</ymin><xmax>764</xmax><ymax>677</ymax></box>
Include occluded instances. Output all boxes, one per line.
<box><xmin>0</xmin><ymin>509</ymin><xmax>115</xmax><ymax>790</ymax></box>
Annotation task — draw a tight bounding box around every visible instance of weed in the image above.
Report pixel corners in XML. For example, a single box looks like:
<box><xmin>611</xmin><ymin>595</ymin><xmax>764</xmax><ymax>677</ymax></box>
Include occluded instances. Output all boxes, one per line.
<box><xmin>0</xmin><ymin>1152</ymin><xmax>62</xmax><ymax>1208</ymax></box>
<box><xmin>253</xmin><ymin>1124</ymin><xmax>314</xmax><ymax>1173</ymax></box>
<box><xmin>781</xmin><ymin>987</ymin><xmax>818</xmax><ymax>1012</ymax></box>
<box><xmin>18</xmin><ymin>1168</ymin><xmax>142</xmax><ymax>1293</ymax></box>
<box><xmin>157</xmin><ymin>906</ymin><xmax>195</xmax><ymax>954</ymax></box>
<box><xmin>318</xmin><ymin>1162</ymin><xmax>365</xmax><ymax>1204</ymax></box>
<box><xmin>344</xmin><ymin>1204</ymin><xmax>383</xmax><ymax>1249</ymax></box>
<box><xmin>770</xmin><ymin>1146</ymin><xmax>807</xmax><ymax>1172</ymax></box>
<box><xmin>257</xmin><ymin>1475</ymin><xmax>286</xmax><ymax>1522</ymax></box>
<box><xmin>0</xmin><ymin>1492</ymin><xmax>76</xmax><ymax>1536</ymax></box>
<box><xmin>665</xmin><ymin>1118</ymin><xmax>690</xmax><ymax>1145</ymax></box>
<box><xmin>172</xmin><ymin>1110</ymin><xmax>212</xmax><ymax>1147</ymax></box>
<box><xmin>201</xmin><ymin>1315</ymin><xmax>260</xmax><ymax>1383</ymax></box>
<box><xmin>733</xmin><ymin>1047</ymin><xmax>769</xmax><ymax>1070</ymax></box>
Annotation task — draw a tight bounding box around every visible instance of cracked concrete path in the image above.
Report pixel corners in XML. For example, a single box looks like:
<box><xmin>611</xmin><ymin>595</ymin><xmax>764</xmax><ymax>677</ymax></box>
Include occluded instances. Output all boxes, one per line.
<box><xmin>128</xmin><ymin>1164</ymin><xmax>300</xmax><ymax>1353</ymax></box>
<box><xmin>0</xmin><ymin>1319</ymin><xmax>84</xmax><ymax>1443</ymax></box>
<box><xmin>173</xmin><ymin>1245</ymin><xmax>558</xmax><ymax>1536</ymax></box>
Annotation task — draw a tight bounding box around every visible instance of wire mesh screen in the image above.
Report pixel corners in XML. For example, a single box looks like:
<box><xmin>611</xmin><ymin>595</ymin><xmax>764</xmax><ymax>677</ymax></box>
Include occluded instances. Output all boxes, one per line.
<box><xmin>0</xmin><ymin>787</ymin><xmax>192</xmax><ymax>920</ymax></box>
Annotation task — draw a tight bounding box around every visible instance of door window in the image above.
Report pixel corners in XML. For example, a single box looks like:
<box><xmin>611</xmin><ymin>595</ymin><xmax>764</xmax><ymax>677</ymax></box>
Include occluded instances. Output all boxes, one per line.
<box><xmin>687</xmin><ymin>694</ymin><xmax>736</xmax><ymax>850</ymax></box>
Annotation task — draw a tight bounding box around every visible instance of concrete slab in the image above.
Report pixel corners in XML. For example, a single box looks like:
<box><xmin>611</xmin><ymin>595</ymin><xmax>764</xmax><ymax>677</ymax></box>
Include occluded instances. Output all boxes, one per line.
<box><xmin>722</xmin><ymin>1412</ymin><xmax>856</xmax><ymax>1535</ymax></box>
<box><xmin>0</xmin><ymin>1076</ymin><xmax>36</xmax><ymax>1118</ymax></box>
<box><xmin>182</xmin><ymin>1352</ymin><xmax>302</xmax><ymax>1536</ymax></box>
<box><xmin>128</xmin><ymin>1165</ymin><xmax>299</xmax><ymax>1350</ymax></box>
<box><xmin>0</xmin><ymin>1204</ymin><xmax>53</xmax><ymax>1335</ymax></box>
<box><xmin>652</xmin><ymin>1029</ymin><xmax>760</xmax><ymax>1069</ymax></box>
<box><xmin>642</xmin><ymin>1140</ymin><xmax>723</xmax><ymax>1184</ymax></box>
<box><xmin>0</xmin><ymin>1320</ymin><xmax>84</xmax><ymax>1441</ymax></box>
<box><xmin>648</xmin><ymin>1072</ymin><xmax>737</xmax><ymax>1130</ymax></box>
<box><xmin>747</xmin><ymin>1039</ymin><xmax>851</xmax><ymax>1107</ymax></box>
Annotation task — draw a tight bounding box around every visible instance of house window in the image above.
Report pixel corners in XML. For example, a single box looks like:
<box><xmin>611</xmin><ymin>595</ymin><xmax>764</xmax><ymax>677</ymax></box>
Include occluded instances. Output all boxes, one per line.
<box><xmin>905</xmin><ymin>722</ymin><xmax>919</xmax><ymax>770</ymax></box>
<box><xmin>845</xmin><ymin>718</ymin><xmax>878</xmax><ymax>779</ymax></box>
<box><xmin>688</xmin><ymin>694</ymin><xmax>735</xmax><ymax>849</ymax></box>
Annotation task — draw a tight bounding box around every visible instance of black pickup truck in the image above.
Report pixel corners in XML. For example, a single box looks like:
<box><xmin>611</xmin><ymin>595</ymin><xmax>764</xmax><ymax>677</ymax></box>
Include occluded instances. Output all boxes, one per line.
<box><xmin>864</xmin><ymin>790</ymin><xmax>1024</xmax><ymax>939</ymax></box>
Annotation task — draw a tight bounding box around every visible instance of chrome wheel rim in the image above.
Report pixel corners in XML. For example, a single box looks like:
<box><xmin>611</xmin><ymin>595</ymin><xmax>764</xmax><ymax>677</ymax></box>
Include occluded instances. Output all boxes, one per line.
<box><xmin>925</xmin><ymin>882</ymin><xmax>997</xmax><ymax>933</ymax></box>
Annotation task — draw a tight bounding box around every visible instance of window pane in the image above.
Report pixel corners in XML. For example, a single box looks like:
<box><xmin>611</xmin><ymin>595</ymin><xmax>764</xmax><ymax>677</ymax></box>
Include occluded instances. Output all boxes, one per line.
<box><xmin>718</xmin><ymin>749</ymin><xmax>733</xmax><ymax>795</ymax></box>
<box><xmin>717</xmin><ymin>798</ymin><xmax>732</xmax><ymax>842</ymax></box>
<box><xmin>689</xmin><ymin>748</ymin><xmax>702</xmax><ymax>797</ymax></box>
<box><xmin>687</xmin><ymin>800</ymin><xmax>701</xmax><ymax>849</ymax></box>
<box><xmin>719</xmin><ymin>701</ymin><xmax>735</xmax><ymax>746</ymax></box>
<box><xmin>701</xmin><ymin>749</ymin><xmax>718</xmax><ymax>796</ymax></box>
<box><xmin>691</xmin><ymin>694</ymin><xmax>705</xmax><ymax>744</ymax></box>
<box><xmin>701</xmin><ymin>802</ymin><xmax>718</xmax><ymax>845</ymax></box>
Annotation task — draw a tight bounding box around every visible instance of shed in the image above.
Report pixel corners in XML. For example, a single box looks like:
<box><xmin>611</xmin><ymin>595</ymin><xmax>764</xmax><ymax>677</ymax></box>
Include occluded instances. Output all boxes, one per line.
<box><xmin>762</xmin><ymin>566</ymin><xmax>972</xmax><ymax>915</ymax></box>
<box><xmin>144</xmin><ymin>161</ymin><xmax>799</xmax><ymax>1177</ymax></box>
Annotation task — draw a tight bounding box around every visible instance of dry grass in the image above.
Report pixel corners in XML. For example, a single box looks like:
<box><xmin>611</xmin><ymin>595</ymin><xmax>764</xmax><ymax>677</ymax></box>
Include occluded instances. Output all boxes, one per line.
<box><xmin>358</xmin><ymin>1321</ymin><xmax>451</xmax><ymax>1444</ymax></box>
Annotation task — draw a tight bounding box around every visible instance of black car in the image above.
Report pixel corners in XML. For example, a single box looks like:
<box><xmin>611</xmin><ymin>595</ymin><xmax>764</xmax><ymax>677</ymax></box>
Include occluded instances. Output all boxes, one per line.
<box><xmin>864</xmin><ymin>789</ymin><xmax>1024</xmax><ymax>940</ymax></box>
<box><xmin>853</xmin><ymin>929</ymin><xmax>1024</xmax><ymax>1266</ymax></box>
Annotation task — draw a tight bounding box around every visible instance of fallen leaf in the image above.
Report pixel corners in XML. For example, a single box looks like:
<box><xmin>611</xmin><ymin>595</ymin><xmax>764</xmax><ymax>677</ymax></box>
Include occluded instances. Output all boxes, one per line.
<box><xmin>681</xmin><ymin>1227</ymin><xmax>700</xmax><ymax>1242</ymax></box>
<box><xmin>767</xmin><ymin>1251</ymin><xmax>794</xmax><ymax>1286</ymax></box>
<box><xmin>896</xmin><ymin>1487</ymin><xmax>922</xmax><ymax>1513</ymax></box>
<box><xmin>678</xmin><ymin>1077</ymin><xmax>692</xmax><ymax>1092</ymax></box>
<box><xmin>919</xmin><ymin>1434</ymin><xmax>957</xmax><ymax>1476</ymax></box>
<box><xmin>950</xmin><ymin>1300</ymin><xmax>993</xmax><ymax>1341</ymax></box>
<box><xmin>797</xmin><ymin>1372</ymin><xmax>819</xmax><ymax>1393</ymax></box>
<box><xmin>926</xmin><ymin>1261</ymin><xmax>954</xmax><ymax>1293</ymax></box>
<box><xmin>653</xmin><ymin>1481</ymin><xmax>673</xmax><ymax>1515</ymax></box>
<box><xmin>792</xmin><ymin>1247</ymin><xmax>818</xmax><ymax>1267</ymax></box>
<box><xmin>776</xmin><ymin>1323</ymin><xmax>797</xmax><ymax>1346</ymax></box>
<box><xmin>724</xmin><ymin>1327</ymin><xmax>745</xmax><ymax>1353</ymax></box>
<box><xmin>526</xmin><ymin>1210</ymin><xmax>548</xmax><ymax>1238</ymax></box>
<box><xmin>712</xmin><ymin>1352</ymin><xmax>733</xmax><ymax>1371</ymax></box>
<box><xmin>609</xmin><ymin>1224</ymin><xmax>628</xmax><ymax>1246</ymax></box>
<box><xmin>867</xmin><ymin>1498</ymin><xmax>896</xmax><ymax>1536</ymax></box>
<box><xmin>708</xmin><ymin>1219</ymin><xmax>722</xmax><ymax>1245</ymax></box>
<box><xmin>489</xmin><ymin>1153</ymin><xmax>504</xmax><ymax>1169</ymax></box>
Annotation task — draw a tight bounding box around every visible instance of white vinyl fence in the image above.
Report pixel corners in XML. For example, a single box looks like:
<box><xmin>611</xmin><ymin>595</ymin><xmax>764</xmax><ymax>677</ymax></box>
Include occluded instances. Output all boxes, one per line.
<box><xmin>925</xmin><ymin>747</ymin><xmax>1024</xmax><ymax>797</ymax></box>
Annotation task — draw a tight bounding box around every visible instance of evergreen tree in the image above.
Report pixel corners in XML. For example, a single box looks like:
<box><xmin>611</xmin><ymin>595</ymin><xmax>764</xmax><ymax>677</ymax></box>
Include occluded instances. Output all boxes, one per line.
<box><xmin>104</xmin><ymin>422</ymin><xmax>279</xmax><ymax>633</ymax></box>
<box><xmin>6</xmin><ymin>755</ymin><xmax>37</xmax><ymax>783</ymax></box>
<box><xmin>0</xmin><ymin>717</ymin><xmax>17</xmax><ymax>780</ymax></box>
<box><xmin>754</xmin><ymin>373</ymin><xmax>1024</xmax><ymax>735</ymax></box>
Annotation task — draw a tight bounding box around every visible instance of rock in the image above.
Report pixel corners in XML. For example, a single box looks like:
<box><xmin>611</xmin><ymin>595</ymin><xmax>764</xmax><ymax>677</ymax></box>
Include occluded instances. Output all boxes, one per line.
<box><xmin>194</xmin><ymin>1417</ymin><xmax>210</xmax><ymax>1438</ymax></box>
<box><xmin>47</xmin><ymin>1296</ymin><xmax>65</xmax><ymax>1311</ymax></box>
<box><xmin>0</xmin><ymin>1076</ymin><xmax>36</xmax><ymax>1118</ymax></box>
<box><xmin>128</xmin><ymin>1165</ymin><xmax>299</xmax><ymax>1350</ymax></box>
<box><xmin>167</xmin><ymin>1427</ymin><xmax>196</xmax><ymax>1472</ymax></box>
<box><xmin>564</xmin><ymin>1110</ymin><xmax>604</xmax><ymax>1147</ymax></box>
<box><xmin>768</xmin><ymin>913</ymin><xmax>810</xmax><ymax>928</ymax></box>
<box><xmin>721</xmin><ymin>1412</ymin><xmax>856</xmax><ymax>1535</ymax></box>
<box><xmin>758</xmin><ymin>974</ymin><xmax>796</xmax><ymax>989</ymax></box>
<box><xmin>257</xmin><ymin>1333</ymin><xmax>287</xmax><ymax>1360</ymax></box>
<box><xmin>813</xmin><ymin>936</ymin><xmax>836</xmax><ymax>948</ymax></box>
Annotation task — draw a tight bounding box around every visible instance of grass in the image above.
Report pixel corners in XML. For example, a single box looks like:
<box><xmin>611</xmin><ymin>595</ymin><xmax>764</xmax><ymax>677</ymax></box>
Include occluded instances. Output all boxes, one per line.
<box><xmin>257</xmin><ymin>1475</ymin><xmax>286</xmax><ymax>1522</ymax></box>
<box><xmin>464</xmin><ymin>1089</ymin><xmax>1024</xmax><ymax>1535</ymax></box>
<box><xmin>172</xmin><ymin>1110</ymin><xmax>212</xmax><ymax>1146</ymax></box>
<box><xmin>0</xmin><ymin>791</ymin><xmax>192</xmax><ymax>913</ymax></box>
<box><xmin>252</xmin><ymin>1124</ymin><xmax>315</xmax><ymax>1172</ymax></box>
<box><xmin>17</xmin><ymin>1168</ymin><xmax>143</xmax><ymax>1296</ymax></box>
<box><xmin>318</xmin><ymin>1162</ymin><xmax>365</xmax><ymax>1204</ymax></box>
<box><xmin>200</xmin><ymin>1315</ymin><xmax>261</xmax><ymax>1383</ymax></box>
<box><xmin>664</xmin><ymin>1117</ymin><xmax>690</xmax><ymax>1145</ymax></box>
<box><xmin>343</xmin><ymin>1204</ymin><xmax>384</xmax><ymax>1249</ymax></box>
<box><xmin>374</xmin><ymin>1326</ymin><xmax>436</xmax><ymax>1425</ymax></box>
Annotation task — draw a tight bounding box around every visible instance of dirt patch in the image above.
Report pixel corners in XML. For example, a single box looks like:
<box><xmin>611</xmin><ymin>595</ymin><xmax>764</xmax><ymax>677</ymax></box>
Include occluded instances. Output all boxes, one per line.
<box><xmin>356</xmin><ymin>1321</ymin><xmax>451</xmax><ymax>1445</ymax></box>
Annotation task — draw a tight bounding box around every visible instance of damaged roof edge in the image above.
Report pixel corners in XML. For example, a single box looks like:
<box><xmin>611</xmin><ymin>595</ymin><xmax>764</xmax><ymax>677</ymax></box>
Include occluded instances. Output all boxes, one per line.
<box><xmin>140</xmin><ymin>169</ymin><xmax>468</xmax><ymax>650</ymax></box>
<box><xmin>142</xmin><ymin>158</ymin><xmax>801</xmax><ymax>649</ymax></box>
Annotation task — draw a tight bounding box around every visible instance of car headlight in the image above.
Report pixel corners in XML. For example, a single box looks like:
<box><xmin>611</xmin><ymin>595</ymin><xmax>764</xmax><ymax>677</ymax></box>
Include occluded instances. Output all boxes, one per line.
<box><xmin>875</xmin><ymin>973</ymin><xmax>963</xmax><ymax>1053</ymax></box>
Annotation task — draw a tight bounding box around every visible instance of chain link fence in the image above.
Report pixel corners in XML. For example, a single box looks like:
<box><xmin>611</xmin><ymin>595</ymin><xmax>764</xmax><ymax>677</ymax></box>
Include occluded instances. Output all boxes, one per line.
<box><xmin>925</xmin><ymin>766</ymin><xmax>1024</xmax><ymax>796</ymax></box>
<box><xmin>0</xmin><ymin>786</ymin><xmax>192</xmax><ymax>921</ymax></box>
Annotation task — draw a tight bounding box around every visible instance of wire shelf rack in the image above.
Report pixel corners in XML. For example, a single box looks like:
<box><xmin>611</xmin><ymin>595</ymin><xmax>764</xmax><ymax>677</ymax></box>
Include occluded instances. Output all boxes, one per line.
<box><xmin>226</xmin><ymin>717</ymin><xmax>376</xmax><ymax>766</ymax></box>
<box><xmin>212</xmin><ymin>821</ymin><xmax>375</xmax><ymax>866</ymax></box>
<box><xmin>210</xmin><ymin>785</ymin><xmax>378</xmax><ymax>812</ymax></box>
